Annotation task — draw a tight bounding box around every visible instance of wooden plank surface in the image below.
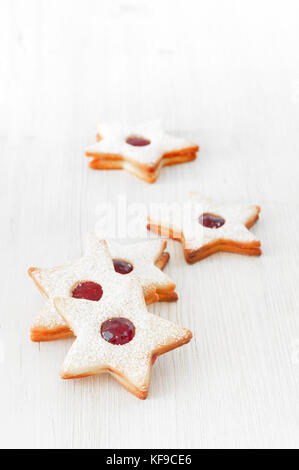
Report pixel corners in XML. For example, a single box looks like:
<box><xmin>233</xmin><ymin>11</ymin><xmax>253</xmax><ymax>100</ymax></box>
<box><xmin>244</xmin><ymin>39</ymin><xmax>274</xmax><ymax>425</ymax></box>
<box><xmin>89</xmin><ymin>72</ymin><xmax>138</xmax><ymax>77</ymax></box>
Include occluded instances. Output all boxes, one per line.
<box><xmin>1</xmin><ymin>0</ymin><xmax>299</xmax><ymax>449</ymax></box>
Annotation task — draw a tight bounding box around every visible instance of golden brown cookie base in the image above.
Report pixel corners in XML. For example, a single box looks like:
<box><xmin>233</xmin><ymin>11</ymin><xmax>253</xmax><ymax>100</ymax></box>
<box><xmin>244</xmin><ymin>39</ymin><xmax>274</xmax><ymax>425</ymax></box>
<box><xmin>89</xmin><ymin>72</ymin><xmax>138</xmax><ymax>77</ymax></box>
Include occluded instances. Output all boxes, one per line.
<box><xmin>30</xmin><ymin>252</ymin><xmax>178</xmax><ymax>342</ymax></box>
<box><xmin>154</xmin><ymin>251</ymin><xmax>170</xmax><ymax>270</ymax></box>
<box><xmin>31</xmin><ymin>326</ymin><xmax>73</xmax><ymax>342</ymax></box>
<box><xmin>157</xmin><ymin>291</ymin><xmax>179</xmax><ymax>302</ymax></box>
<box><xmin>147</xmin><ymin>207</ymin><xmax>262</xmax><ymax>264</ymax></box>
<box><xmin>153</xmin><ymin>251</ymin><xmax>178</xmax><ymax>301</ymax></box>
<box><xmin>61</xmin><ymin>330</ymin><xmax>192</xmax><ymax>400</ymax></box>
<box><xmin>86</xmin><ymin>146</ymin><xmax>199</xmax><ymax>184</ymax></box>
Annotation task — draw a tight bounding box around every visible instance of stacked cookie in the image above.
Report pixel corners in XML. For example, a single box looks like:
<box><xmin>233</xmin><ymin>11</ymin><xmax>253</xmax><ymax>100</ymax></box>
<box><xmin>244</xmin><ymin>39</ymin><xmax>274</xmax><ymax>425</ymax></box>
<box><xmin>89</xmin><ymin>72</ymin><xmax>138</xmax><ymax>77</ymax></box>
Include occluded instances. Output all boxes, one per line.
<box><xmin>29</xmin><ymin>236</ymin><xmax>192</xmax><ymax>399</ymax></box>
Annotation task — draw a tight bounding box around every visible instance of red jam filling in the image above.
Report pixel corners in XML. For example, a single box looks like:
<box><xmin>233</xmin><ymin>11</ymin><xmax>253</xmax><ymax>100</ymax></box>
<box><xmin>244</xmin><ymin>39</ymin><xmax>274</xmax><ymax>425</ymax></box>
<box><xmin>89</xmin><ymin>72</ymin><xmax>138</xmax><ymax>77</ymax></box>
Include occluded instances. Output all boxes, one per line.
<box><xmin>113</xmin><ymin>259</ymin><xmax>134</xmax><ymax>275</ymax></box>
<box><xmin>126</xmin><ymin>136</ymin><xmax>151</xmax><ymax>147</ymax></box>
<box><xmin>72</xmin><ymin>281</ymin><xmax>103</xmax><ymax>301</ymax></box>
<box><xmin>199</xmin><ymin>213</ymin><xmax>225</xmax><ymax>229</ymax></box>
<box><xmin>152</xmin><ymin>354</ymin><xmax>158</xmax><ymax>366</ymax></box>
<box><xmin>101</xmin><ymin>318</ymin><xmax>135</xmax><ymax>345</ymax></box>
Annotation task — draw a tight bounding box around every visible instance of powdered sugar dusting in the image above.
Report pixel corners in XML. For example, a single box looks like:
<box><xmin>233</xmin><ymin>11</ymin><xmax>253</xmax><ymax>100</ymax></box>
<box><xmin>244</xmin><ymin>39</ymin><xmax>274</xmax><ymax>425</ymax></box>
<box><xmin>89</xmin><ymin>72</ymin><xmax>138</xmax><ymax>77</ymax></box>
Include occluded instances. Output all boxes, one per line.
<box><xmin>55</xmin><ymin>278</ymin><xmax>191</xmax><ymax>389</ymax></box>
<box><xmin>32</xmin><ymin>301</ymin><xmax>66</xmax><ymax>329</ymax></box>
<box><xmin>85</xmin><ymin>120</ymin><xmax>197</xmax><ymax>166</ymax></box>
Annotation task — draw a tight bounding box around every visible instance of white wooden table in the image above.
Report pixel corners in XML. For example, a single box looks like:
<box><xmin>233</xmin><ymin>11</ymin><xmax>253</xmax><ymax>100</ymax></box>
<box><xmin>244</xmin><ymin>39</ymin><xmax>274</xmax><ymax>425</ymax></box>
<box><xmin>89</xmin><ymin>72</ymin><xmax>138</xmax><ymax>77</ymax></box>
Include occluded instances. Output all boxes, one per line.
<box><xmin>1</xmin><ymin>0</ymin><xmax>299</xmax><ymax>449</ymax></box>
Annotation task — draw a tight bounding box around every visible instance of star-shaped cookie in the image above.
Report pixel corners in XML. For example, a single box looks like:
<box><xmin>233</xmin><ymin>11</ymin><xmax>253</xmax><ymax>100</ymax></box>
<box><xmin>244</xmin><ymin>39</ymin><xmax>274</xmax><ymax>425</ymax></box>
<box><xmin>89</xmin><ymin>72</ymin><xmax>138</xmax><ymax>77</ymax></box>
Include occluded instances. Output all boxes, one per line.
<box><xmin>147</xmin><ymin>193</ymin><xmax>262</xmax><ymax>264</ymax></box>
<box><xmin>54</xmin><ymin>277</ymin><xmax>192</xmax><ymax>400</ymax></box>
<box><xmin>28</xmin><ymin>235</ymin><xmax>177</xmax><ymax>342</ymax></box>
<box><xmin>85</xmin><ymin>120</ymin><xmax>199</xmax><ymax>183</ymax></box>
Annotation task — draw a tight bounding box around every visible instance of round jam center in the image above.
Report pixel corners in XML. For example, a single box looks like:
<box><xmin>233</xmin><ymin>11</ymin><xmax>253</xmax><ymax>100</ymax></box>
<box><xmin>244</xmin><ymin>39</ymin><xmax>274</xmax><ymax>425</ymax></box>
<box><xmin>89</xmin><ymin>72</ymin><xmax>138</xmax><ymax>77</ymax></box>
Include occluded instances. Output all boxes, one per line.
<box><xmin>101</xmin><ymin>318</ymin><xmax>135</xmax><ymax>345</ymax></box>
<box><xmin>199</xmin><ymin>213</ymin><xmax>225</xmax><ymax>229</ymax></box>
<box><xmin>126</xmin><ymin>136</ymin><xmax>151</xmax><ymax>147</ymax></box>
<box><xmin>113</xmin><ymin>259</ymin><xmax>134</xmax><ymax>275</ymax></box>
<box><xmin>72</xmin><ymin>281</ymin><xmax>103</xmax><ymax>301</ymax></box>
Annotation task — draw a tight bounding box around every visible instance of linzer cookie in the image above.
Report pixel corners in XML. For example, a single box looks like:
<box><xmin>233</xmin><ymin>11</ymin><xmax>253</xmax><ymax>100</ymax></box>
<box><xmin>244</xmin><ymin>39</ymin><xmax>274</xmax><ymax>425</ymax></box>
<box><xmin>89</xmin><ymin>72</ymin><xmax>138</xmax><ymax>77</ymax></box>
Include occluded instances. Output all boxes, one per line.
<box><xmin>28</xmin><ymin>235</ymin><xmax>177</xmax><ymax>342</ymax></box>
<box><xmin>85</xmin><ymin>120</ymin><xmax>199</xmax><ymax>183</ymax></box>
<box><xmin>54</xmin><ymin>277</ymin><xmax>192</xmax><ymax>399</ymax></box>
<box><xmin>148</xmin><ymin>193</ymin><xmax>262</xmax><ymax>264</ymax></box>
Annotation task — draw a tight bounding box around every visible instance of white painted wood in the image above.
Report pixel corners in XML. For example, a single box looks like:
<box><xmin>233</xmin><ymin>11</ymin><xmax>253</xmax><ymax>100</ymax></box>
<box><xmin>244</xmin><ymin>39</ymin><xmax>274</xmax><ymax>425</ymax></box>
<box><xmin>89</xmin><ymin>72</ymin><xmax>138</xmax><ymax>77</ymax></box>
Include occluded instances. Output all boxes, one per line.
<box><xmin>1</xmin><ymin>0</ymin><xmax>299</xmax><ymax>449</ymax></box>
